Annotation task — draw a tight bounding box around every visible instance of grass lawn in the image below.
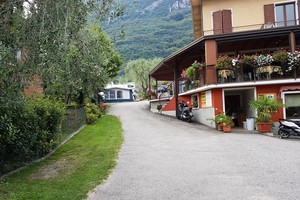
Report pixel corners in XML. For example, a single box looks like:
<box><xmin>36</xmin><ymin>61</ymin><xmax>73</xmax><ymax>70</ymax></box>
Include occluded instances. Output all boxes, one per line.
<box><xmin>0</xmin><ymin>115</ymin><xmax>123</xmax><ymax>200</ymax></box>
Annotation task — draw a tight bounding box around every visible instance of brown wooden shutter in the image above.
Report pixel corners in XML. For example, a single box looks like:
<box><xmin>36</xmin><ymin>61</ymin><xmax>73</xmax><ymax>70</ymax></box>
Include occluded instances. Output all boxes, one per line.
<box><xmin>264</xmin><ymin>4</ymin><xmax>275</xmax><ymax>24</ymax></box>
<box><xmin>213</xmin><ymin>10</ymin><xmax>223</xmax><ymax>34</ymax></box>
<box><xmin>222</xmin><ymin>10</ymin><xmax>232</xmax><ymax>33</ymax></box>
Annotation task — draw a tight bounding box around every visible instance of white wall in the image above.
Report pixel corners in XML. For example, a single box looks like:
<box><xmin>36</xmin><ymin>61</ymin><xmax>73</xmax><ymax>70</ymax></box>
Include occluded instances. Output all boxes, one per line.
<box><xmin>121</xmin><ymin>90</ymin><xmax>131</xmax><ymax>99</ymax></box>
<box><xmin>243</xmin><ymin>89</ymin><xmax>256</xmax><ymax>118</ymax></box>
<box><xmin>192</xmin><ymin>107</ymin><xmax>215</xmax><ymax>128</ymax></box>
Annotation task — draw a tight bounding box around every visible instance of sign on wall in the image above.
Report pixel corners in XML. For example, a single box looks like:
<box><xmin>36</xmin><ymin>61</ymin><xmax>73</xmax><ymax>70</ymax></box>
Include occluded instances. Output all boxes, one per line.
<box><xmin>201</xmin><ymin>90</ymin><xmax>212</xmax><ymax>108</ymax></box>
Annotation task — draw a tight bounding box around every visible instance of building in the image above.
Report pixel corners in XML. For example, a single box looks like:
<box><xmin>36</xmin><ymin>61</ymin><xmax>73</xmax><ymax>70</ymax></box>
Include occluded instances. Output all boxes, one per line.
<box><xmin>104</xmin><ymin>83</ymin><xmax>137</xmax><ymax>103</ymax></box>
<box><xmin>149</xmin><ymin>0</ymin><xmax>300</xmax><ymax>128</ymax></box>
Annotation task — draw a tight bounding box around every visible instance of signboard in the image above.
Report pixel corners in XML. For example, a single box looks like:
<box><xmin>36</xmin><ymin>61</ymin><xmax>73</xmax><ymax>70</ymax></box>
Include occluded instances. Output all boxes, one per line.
<box><xmin>201</xmin><ymin>90</ymin><xmax>212</xmax><ymax>108</ymax></box>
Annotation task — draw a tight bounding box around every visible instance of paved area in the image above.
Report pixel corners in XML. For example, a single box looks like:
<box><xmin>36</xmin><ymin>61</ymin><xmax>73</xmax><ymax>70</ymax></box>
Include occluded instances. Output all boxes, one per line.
<box><xmin>87</xmin><ymin>101</ymin><xmax>300</xmax><ymax>200</ymax></box>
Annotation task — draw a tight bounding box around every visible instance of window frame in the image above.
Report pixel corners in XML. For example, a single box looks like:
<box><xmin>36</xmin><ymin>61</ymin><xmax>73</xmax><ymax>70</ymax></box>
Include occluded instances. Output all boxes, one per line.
<box><xmin>191</xmin><ymin>94</ymin><xmax>199</xmax><ymax>109</ymax></box>
<box><xmin>275</xmin><ymin>1</ymin><xmax>297</xmax><ymax>27</ymax></box>
<box><xmin>282</xmin><ymin>91</ymin><xmax>300</xmax><ymax>119</ymax></box>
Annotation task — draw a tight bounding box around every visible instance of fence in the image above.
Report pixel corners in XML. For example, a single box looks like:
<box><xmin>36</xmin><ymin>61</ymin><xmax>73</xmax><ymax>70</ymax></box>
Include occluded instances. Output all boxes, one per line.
<box><xmin>60</xmin><ymin>105</ymin><xmax>86</xmax><ymax>142</ymax></box>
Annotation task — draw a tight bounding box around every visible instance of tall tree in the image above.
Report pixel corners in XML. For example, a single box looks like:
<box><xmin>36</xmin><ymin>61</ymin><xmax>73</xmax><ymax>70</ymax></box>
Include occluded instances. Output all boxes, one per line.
<box><xmin>125</xmin><ymin>58</ymin><xmax>162</xmax><ymax>97</ymax></box>
<box><xmin>0</xmin><ymin>0</ymin><xmax>124</xmax><ymax>104</ymax></box>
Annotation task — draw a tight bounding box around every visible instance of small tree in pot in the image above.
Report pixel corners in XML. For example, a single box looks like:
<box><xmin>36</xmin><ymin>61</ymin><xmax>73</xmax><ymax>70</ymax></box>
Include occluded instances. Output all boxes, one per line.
<box><xmin>249</xmin><ymin>96</ymin><xmax>283</xmax><ymax>133</ymax></box>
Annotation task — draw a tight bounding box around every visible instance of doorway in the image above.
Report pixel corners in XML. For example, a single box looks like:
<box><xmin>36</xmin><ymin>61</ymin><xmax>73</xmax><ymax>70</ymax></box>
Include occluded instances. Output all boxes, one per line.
<box><xmin>223</xmin><ymin>88</ymin><xmax>256</xmax><ymax>127</ymax></box>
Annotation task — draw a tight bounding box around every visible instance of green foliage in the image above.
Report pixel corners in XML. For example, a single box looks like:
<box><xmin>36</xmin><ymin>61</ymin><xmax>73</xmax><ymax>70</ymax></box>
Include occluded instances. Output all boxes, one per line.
<box><xmin>0</xmin><ymin>115</ymin><xmax>123</xmax><ymax>200</ymax></box>
<box><xmin>185</xmin><ymin>66</ymin><xmax>197</xmax><ymax>80</ymax></box>
<box><xmin>249</xmin><ymin>96</ymin><xmax>283</xmax><ymax>123</ymax></box>
<box><xmin>103</xmin><ymin>1</ymin><xmax>193</xmax><ymax>62</ymax></box>
<box><xmin>125</xmin><ymin>58</ymin><xmax>162</xmax><ymax>96</ymax></box>
<box><xmin>216</xmin><ymin>55</ymin><xmax>233</xmax><ymax>69</ymax></box>
<box><xmin>0</xmin><ymin>95</ymin><xmax>65</xmax><ymax>175</ymax></box>
<box><xmin>0</xmin><ymin>1</ymin><xmax>124</xmax><ymax>106</ymax></box>
<box><xmin>86</xmin><ymin>103</ymin><xmax>109</xmax><ymax>124</ymax></box>
<box><xmin>272</xmin><ymin>49</ymin><xmax>289</xmax><ymax>63</ymax></box>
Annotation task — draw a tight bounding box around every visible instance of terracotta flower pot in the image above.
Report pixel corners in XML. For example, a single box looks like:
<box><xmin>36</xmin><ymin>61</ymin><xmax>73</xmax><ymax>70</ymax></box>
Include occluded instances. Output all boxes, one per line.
<box><xmin>257</xmin><ymin>122</ymin><xmax>273</xmax><ymax>133</ymax></box>
<box><xmin>217</xmin><ymin>123</ymin><xmax>223</xmax><ymax>131</ymax></box>
<box><xmin>223</xmin><ymin>125</ymin><xmax>231</xmax><ymax>133</ymax></box>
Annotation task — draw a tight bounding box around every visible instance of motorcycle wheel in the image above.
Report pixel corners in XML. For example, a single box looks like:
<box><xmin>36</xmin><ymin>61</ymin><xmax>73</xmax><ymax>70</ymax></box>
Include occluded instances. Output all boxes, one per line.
<box><xmin>188</xmin><ymin>117</ymin><xmax>192</xmax><ymax>123</ymax></box>
<box><xmin>278</xmin><ymin>129</ymin><xmax>290</xmax><ymax>139</ymax></box>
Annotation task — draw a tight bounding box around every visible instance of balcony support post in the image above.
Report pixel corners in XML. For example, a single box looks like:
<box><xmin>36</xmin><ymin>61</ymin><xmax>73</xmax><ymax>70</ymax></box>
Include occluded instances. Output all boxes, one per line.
<box><xmin>174</xmin><ymin>60</ymin><xmax>180</xmax><ymax>118</ymax></box>
<box><xmin>205</xmin><ymin>40</ymin><xmax>217</xmax><ymax>84</ymax></box>
<box><xmin>289</xmin><ymin>31</ymin><xmax>297</xmax><ymax>79</ymax></box>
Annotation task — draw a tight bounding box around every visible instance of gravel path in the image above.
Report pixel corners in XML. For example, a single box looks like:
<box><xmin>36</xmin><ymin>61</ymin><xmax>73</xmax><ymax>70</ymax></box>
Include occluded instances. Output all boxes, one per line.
<box><xmin>87</xmin><ymin>101</ymin><xmax>300</xmax><ymax>200</ymax></box>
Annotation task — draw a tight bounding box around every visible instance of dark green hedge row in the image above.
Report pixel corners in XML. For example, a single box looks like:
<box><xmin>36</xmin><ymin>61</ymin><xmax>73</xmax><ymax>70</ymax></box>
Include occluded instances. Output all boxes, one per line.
<box><xmin>0</xmin><ymin>96</ymin><xmax>65</xmax><ymax>175</ymax></box>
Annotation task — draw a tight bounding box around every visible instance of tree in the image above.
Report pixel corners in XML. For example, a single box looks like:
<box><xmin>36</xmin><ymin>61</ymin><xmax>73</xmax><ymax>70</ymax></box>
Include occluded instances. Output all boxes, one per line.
<box><xmin>0</xmin><ymin>0</ymin><xmax>124</xmax><ymax>104</ymax></box>
<box><xmin>125</xmin><ymin>58</ymin><xmax>162</xmax><ymax>97</ymax></box>
<box><xmin>43</xmin><ymin>24</ymin><xmax>122</xmax><ymax>104</ymax></box>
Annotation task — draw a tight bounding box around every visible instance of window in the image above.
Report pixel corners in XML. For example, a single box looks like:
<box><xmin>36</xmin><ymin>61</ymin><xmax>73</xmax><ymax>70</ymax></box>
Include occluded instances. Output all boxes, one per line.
<box><xmin>285</xmin><ymin>93</ymin><xmax>300</xmax><ymax>119</ymax></box>
<box><xmin>117</xmin><ymin>91</ymin><xmax>123</xmax><ymax>99</ymax></box>
<box><xmin>275</xmin><ymin>3</ymin><xmax>296</xmax><ymax>27</ymax></box>
<box><xmin>192</xmin><ymin>94</ymin><xmax>198</xmax><ymax>109</ymax></box>
<box><xmin>109</xmin><ymin>90</ymin><xmax>115</xmax><ymax>99</ymax></box>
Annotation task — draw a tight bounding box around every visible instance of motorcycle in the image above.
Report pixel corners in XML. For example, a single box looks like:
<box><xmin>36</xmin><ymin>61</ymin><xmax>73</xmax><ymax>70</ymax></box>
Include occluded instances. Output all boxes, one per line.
<box><xmin>278</xmin><ymin>118</ymin><xmax>300</xmax><ymax>139</ymax></box>
<box><xmin>177</xmin><ymin>101</ymin><xmax>193</xmax><ymax>122</ymax></box>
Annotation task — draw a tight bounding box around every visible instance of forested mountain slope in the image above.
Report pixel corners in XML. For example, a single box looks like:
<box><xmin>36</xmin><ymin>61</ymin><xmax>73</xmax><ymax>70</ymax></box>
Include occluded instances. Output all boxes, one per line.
<box><xmin>103</xmin><ymin>0</ymin><xmax>194</xmax><ymax>61</ymax></box>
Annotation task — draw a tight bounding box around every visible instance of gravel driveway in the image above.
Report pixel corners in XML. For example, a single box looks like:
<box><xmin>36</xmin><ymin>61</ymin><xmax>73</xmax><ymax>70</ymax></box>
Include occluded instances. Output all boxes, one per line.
<box><xmin>87</xmin><ymin>101</ymin><xmax>300</xmax><ymax>200</ymax></box>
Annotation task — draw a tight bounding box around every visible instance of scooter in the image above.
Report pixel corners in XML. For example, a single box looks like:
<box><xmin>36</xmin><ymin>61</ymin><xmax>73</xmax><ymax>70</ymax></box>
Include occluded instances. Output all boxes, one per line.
<box><xmin>278</xmin><ymin>118</ymin><xmax>300</xmax><ymax>139</ymax></box>
<box><xmin>177</xmin><ymin>101</ymin><xmax>193</xmax><ymax>122</ymax></box>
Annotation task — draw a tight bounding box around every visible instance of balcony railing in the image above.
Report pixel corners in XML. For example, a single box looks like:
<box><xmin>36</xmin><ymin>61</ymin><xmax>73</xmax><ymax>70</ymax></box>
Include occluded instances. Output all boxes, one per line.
<box><xmin>217</xmin><ymin>65</ymin><xmax>300</xmax><ymax>84</ymax></box>
<box><xmin>179</xmin><ymin>65</ymin><xmax>300</xmax><ymax>94</ymax></box>
<box><xmin>203</xmin><ymin>20</ymin><xmax>299</xmax><ymax>36</ymax></box>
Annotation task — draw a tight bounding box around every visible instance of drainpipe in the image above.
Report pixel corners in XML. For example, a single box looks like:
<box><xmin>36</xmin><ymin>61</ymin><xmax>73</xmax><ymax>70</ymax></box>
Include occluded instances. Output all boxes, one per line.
<box><xmin>190</xmin><ymin>0</ymin><xmax>203</xmax><ymax>40</ymax></box>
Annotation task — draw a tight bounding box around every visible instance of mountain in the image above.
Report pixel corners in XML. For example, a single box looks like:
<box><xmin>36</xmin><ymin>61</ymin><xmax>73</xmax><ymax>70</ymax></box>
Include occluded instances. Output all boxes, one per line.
<box><xmin>102</xmin><ymin>0</ymin><xmax>194</xmax><ymax>62</ymax></box>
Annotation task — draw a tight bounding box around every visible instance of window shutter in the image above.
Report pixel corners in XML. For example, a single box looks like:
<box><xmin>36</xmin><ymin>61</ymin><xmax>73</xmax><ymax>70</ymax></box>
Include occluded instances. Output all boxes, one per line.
<box><xmin>264</xmin><ymin>4</ymin><xmax>275</xmax><ymax>24</ymax></box>
<box><xmin>222</xmin><ymin>10</ymin><xmax>232</xmax><ymax>33</ymax></box>
<box><xmin>213</xmin><ymin>10</ymin><xmax>223</xmax><ymax>34</ymax></box>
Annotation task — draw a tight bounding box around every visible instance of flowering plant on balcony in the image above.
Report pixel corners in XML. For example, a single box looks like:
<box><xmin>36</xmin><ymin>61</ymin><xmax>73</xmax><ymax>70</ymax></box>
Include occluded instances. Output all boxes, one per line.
<box><xmin>190</xmin><ymin>60</ymin><xmax>205</xmax><ymax>70</ymax></box>
<box><xmin>185</xmin><ymin>61</ymin><xmax>205</xmax><ymax>81</ymax></box>
<box><xmin>288</xmin><ymin>51</ymin><xmax>300</xmax><ymax>69</ymax></box>
<box><xmin>181</xmin><ymin>68</ymin><xmax>187</xmax><ymax>78</ymax></box>
<box><xmin>232</xmin><ymin>57</ymin><xmax>242</xmax><ymax>67</ymax></box>
<box><xmin>272</xmin><ymin>50</ymin><xmax>289</xmax><ymax>63</ymax></box>
<box><xmin>254</xmin><ymin>54</ymin><xmax>273</xmax><ymax>67</ymax></box>
<box><xmin>216</xmin><ymin>55</ymin><xmax>233</xmax><ymax>69</ymax></box>
<box><xmin>241</xmin><ymin>55</ymin><xmax>256</xmax><ymax>67</ymax></box>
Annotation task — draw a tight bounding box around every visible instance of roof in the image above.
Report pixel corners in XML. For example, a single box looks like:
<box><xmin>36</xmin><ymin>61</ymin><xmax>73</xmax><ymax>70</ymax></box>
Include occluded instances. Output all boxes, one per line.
<box><xmin>105</xmin><ymin>83</ymin><xmax>135</xmax><ymax>91</ymax></box>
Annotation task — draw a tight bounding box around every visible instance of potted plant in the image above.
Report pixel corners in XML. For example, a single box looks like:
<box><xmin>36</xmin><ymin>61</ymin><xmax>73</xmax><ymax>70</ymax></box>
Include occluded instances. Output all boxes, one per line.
<box><xmin>214</xmin><ymin>113</ymin><xmax>227</xmax><ymax>131</ymax></box>
<box><xmin>254</xmin><ymin>54</ymin><xmax>273</xmax><ymax>67</ymax></box>
<box><xmin>249</xmin><ymin>96</ymin><xmax>283</xmax><ymax>133</ymax></box>
<box><xmin>273</xmin><ymin>49</ymin><xmax>290</xmax><ymax>75</ymax></box>
<box><xmin>157</xmin><ymin>104</ymin><xmax>162</xmax><ymax>114</ymax></box>
<box><xmin>241</xmin><ymin>54</ymin><xmax>256</xmax><ymax>67</ymax></box>
<box><xmin>185</xmin><ymin>61</ymin><xmax>205</xmax><ymax>88</ymax></box>
<box><xmin>216</xmin><ymin>55</ymin><xmax>233</xmax><ymax>69</ymax></box>
<box><xmin>221</xmin><ymin>115</ymin><xmax>234</xmax><ymax>133</ymax></box>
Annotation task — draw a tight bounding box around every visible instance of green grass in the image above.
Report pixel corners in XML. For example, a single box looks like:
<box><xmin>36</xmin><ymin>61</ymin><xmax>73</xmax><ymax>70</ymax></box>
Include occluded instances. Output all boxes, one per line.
<box><xmin>0</xmin><ymin>115</ymin><xmax>123</xmax><ymax>200</ymax></box>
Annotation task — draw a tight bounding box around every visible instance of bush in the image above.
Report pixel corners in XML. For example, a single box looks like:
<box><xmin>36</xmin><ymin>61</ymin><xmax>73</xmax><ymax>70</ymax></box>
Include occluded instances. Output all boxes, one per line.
<box><xmin>86</xmin><ymin>103</ymin><xmax>101</xmax><ymax>124</ymax></box>
<box><xmin>0</xmin><ymin>95</ymin><xmax>65</xmax><ymax>175</ymax></box>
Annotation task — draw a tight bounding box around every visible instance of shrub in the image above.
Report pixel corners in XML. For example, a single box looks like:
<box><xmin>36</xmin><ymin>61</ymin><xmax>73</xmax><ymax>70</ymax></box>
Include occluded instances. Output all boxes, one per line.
<box><xmin>0</xmin><ymin>95</ymin><xmax>65</xmax><ymax>175</ymax></box>
<box><xmin>86</xmin><ymin>103</ymin><xmax>101</xmax><ymax>124</ymax></box>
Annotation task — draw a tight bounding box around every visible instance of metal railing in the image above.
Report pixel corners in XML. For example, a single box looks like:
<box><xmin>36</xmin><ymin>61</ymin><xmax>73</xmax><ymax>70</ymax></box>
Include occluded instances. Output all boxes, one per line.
<box><xmin>203</xmin><ymin>20</ymin><xmax>299</xmax><ymax>36</ymax></box>
<box><xmin>217</xmin><ymin>65</ymin><xmax>299</xmax><ymax>84</ymax></box>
